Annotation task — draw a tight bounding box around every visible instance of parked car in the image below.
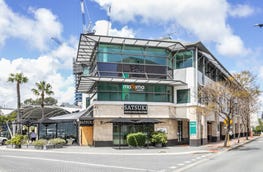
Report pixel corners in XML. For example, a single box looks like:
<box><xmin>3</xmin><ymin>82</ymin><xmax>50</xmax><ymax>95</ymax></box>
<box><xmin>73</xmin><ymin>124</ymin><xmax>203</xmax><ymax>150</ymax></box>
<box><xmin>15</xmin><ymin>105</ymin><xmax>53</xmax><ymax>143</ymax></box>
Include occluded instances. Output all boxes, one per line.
<box><xmin>0</xmin><ymin>136</ymin><xmax>7</xmax><ymax>145</ymax></box>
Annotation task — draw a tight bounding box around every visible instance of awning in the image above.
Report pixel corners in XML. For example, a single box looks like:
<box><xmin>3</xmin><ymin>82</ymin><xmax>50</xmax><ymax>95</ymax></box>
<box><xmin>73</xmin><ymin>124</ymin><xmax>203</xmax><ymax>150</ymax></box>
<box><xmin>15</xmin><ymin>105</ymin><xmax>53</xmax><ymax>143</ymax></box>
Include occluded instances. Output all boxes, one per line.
<box><xmin>76</xmin><ymin>34</ymin><xmax>186</xmax><ymax>63</ymax></box>
<box><xmin>136</xmin><ymin>118</ymin><xmax>163</xmax><ymax>124</ymax></box>
<box><xmin>78</xmin><ymin>76</ymin><xmax>186</xmax><ymax>93</ymax></box>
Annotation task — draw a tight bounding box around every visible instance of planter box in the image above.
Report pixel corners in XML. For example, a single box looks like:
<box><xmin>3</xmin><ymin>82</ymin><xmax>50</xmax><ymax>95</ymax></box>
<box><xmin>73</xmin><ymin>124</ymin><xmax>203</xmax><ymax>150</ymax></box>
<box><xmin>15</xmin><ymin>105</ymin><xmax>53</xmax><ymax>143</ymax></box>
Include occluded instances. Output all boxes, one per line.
<box><xmin>21</xmin><ymin>145</ymin><xmax>35</xmax><ymax>149</ymax></box>
<box><xmin>44</xmin><ymin>145</ymin><xmax>54</xmax><ymax>150</ymax></box>
<box><xmin>6</xmin><ymin>144</ymin><xmax>13</xmax><ymax>148</ymax></box>
<box><xmin>14</xmin><ymin>145</ymin><xmax>21</xmax><ymax>149</ymax></box>
<box><xmin>54</xmin><ymin>144</ymin><xmax>63</xmax><ymax>149</ymax></box>
<box><xmin>34</xmin><ymin>145</ymin><xmax>44</xmax><ymax>150</ymax></box>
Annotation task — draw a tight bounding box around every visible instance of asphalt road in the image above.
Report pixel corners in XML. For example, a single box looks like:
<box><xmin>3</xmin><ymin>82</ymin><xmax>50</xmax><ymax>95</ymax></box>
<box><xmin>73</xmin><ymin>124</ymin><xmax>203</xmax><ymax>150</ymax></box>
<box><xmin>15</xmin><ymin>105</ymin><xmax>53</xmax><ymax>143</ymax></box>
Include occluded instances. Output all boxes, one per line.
<box><xmin>183</xmin><ymin>137</ymin><xmax>262</xmax><ymax>172</ymax></box>
<box><xmin>0</xmin><ymin>147</ymin><xmax>212</xmax><ymax>172</ymax></box>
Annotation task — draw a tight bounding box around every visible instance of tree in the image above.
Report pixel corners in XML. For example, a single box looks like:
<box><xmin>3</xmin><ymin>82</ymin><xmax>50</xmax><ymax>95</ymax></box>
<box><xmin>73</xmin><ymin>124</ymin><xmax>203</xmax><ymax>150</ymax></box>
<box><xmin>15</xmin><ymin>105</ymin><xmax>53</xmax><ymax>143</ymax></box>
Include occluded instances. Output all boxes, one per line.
<box><xmin>44</xmin><ymin>97</ymin><xmax>57</xmax><ymax>106</ymax></box>
<box><xmin>7</xmin><ymin>73</ymin><xmax>28</xmax><ymax>133</ymax></box>
<box><xmin>32</xmin><ymin>81</ymin><xmax>54</xmax><ymax>119</ymax></box>
<box><xmin>233</xmin><ymin>71</ymin><xmax>261</xmax><ymax>140</ymax></box>
<box><xmin>199</xmin><ymin>80</ymin><xmax>240</xmax><ymax>147</ymax></box>
<box><xmin>23</xmin><ymin>97</ymin><xmax>57</xmax><ymax>106</ymax></box>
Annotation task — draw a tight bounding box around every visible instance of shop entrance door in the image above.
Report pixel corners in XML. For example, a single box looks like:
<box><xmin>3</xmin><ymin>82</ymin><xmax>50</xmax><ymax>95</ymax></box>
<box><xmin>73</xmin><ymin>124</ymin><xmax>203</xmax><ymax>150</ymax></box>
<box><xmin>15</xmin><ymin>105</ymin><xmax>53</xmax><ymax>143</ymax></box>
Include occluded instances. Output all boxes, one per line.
<box><xmin>81</xmin><ymin>126</ymin><xmax>93</xmax><ymax>146</ymax></box>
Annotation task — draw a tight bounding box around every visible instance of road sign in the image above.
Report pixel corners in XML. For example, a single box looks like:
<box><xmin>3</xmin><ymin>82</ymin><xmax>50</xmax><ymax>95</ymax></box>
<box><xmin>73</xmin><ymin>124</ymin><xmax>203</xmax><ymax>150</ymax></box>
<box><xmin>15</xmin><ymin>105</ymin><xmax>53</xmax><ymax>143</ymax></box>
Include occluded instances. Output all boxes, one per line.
<box><xmin>223</xmin><ymin>119</ymin><xmax>232</xmax><ymax>125</ymax></box>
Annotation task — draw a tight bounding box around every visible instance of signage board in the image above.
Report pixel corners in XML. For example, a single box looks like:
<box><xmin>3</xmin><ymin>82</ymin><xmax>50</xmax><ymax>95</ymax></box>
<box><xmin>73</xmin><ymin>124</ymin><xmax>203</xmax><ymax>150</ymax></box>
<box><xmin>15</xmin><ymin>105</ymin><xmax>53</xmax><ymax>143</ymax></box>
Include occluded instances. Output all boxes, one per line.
<box><xmin>189</xmin><ymin>121</ymin><xmax>197</xmax><ymax>135</ymax></box>
<box><xmin>80</xmin><ymin>120</ymin><xmax>93</xmax><ymax>126</ymax></box>
<box><xmin>124</xmin><ymin>104</ymin><xmax>148</xmax><ymax>114</ymax></box>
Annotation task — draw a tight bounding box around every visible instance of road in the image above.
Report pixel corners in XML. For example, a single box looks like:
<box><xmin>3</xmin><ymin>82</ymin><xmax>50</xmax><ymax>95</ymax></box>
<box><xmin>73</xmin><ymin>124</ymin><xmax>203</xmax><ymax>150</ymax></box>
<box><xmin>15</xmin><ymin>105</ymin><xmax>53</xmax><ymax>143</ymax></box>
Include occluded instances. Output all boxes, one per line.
<box><xmin>0</xmin><ymin>146</ymin><xmax>213</xmax><ymax>172</ymax></box>
<box><xmin>183</xmin><ymin>137</ymin><xmax>262</xmax><ymax>172</ymax></box>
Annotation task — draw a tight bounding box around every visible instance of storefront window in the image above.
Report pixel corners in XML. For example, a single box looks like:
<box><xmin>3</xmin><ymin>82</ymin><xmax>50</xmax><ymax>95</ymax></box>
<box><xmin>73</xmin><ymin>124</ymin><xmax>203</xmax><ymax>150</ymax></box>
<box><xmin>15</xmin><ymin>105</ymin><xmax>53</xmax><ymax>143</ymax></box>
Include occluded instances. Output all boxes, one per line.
<box><xmin>177</xmin><ymin>89</ymin><xmax>190</xmax><ymax>104</ymax></box>
<box><xmin>113</xmin><ymin>124</ymin><xmax>154</xmax><ymax>146</ymax></box>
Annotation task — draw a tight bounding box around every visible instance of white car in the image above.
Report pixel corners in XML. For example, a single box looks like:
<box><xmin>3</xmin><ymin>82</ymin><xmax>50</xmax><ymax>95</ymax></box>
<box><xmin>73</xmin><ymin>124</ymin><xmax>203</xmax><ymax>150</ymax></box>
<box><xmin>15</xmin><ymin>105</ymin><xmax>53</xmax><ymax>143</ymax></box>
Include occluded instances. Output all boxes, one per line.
<box><xmin>0</xmin><ymin>137</ymin><xmax>7</xmax><ymax>145</ymax></box>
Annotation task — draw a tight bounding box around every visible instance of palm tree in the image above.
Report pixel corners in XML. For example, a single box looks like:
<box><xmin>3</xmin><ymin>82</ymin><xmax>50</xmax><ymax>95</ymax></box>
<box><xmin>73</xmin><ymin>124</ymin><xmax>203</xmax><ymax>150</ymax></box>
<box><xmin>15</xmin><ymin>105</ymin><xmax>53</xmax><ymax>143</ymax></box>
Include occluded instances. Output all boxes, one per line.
<box><xmin>8</xmin><ymin>73</ymin><xmax>28</xmax><ymax>134</ymax></box>
<box><xmin>32</xmin><ymin>81</ymin><xmax>54</xmax><ymax>119</ymax></box>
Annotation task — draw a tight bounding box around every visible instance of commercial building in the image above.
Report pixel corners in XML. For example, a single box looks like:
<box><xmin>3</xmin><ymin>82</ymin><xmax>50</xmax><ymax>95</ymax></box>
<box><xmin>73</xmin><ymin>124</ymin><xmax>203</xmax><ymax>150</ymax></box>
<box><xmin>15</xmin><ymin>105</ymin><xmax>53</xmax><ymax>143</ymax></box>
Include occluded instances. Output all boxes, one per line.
<box><xmin>74</xmin><ymin>34</ymin><xmax>246</xmax><ymax>146</ymax></box>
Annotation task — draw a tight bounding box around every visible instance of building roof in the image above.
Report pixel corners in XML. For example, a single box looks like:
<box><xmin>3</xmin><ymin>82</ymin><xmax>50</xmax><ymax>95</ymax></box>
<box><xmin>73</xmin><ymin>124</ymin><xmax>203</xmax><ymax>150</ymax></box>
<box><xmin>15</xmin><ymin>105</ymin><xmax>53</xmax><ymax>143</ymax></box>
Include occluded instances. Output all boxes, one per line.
<box><xmin>18</xmin><ymin>105</ymin><xmax>70</xmax><ymax>121</ymax></box>
<box><xmin>76</xmin><ymin>34</ymin><xmax>186</xmax><ymax>63</ymax></box>
<box><xmin>184</xmin><ymin>41</ymin><xmax>232</xmax><ymax>78</ymax></box>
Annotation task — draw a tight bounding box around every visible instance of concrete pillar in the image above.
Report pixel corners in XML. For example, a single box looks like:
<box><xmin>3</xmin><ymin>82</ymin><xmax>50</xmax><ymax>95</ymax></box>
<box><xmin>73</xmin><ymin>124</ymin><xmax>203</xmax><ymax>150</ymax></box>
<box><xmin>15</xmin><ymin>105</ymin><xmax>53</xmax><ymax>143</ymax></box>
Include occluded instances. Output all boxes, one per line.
<box><xmin>211</xmin><ymin>121</ymin><xmax>218</xmax><ymax>142</ymax></box>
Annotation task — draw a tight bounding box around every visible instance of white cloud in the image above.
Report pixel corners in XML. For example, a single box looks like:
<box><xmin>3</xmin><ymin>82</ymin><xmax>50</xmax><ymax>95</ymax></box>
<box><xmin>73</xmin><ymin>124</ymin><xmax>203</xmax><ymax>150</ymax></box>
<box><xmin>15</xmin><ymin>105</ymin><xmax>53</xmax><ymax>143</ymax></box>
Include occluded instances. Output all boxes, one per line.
<box><xmin>228</xmin><ymin>4</ymin><xmax>254</xmax><ymax>17</ymax></box>
<box><xmin>0</xmin><ymin>0</ymin><xmax>62</xmax><ymax>51</ymax></box>
<box><xmin>0</xmin><ymin>42</ymin><xmax>76</xmax><ymax>108</ymax></box>
<box><xmin>93</xmin><ymin>20</ymin><xmax>135</xmax><ymax>37</ymax></box>
<box><xmin>0</xmin><ymin>56</ymin><xmax>74</xmax><ymax>107</ymax></box>
<box><xmin>93</xmin><ymin>0</ymin><xmax>254</xmax><ymax>57</ymax></box>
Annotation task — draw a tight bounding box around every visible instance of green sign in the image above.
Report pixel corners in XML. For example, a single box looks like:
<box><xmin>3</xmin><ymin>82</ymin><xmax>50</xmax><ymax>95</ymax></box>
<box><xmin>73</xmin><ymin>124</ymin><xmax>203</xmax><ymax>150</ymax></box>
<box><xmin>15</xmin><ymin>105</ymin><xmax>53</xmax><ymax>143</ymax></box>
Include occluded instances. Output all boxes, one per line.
<box><xmin>189</xmin><ymin>121</ymin><xmax>197</xmax><ymax>135</ymax></box>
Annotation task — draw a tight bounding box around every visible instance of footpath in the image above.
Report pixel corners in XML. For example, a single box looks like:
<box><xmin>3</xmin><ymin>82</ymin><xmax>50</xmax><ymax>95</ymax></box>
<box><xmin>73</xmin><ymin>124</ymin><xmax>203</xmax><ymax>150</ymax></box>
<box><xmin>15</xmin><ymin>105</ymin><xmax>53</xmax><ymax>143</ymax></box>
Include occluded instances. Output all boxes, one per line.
<box><xmin>0</xmin><ymin>136</ymin><xmax>259</xmax><ymax>155</ymax></box>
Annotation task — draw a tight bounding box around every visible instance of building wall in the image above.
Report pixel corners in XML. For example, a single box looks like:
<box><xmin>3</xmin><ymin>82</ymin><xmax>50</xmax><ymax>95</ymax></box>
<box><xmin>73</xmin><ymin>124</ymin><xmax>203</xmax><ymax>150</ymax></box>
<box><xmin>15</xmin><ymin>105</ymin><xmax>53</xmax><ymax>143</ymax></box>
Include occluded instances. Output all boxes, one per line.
<box><xmin>93</xmin><ymin>103</ymin><xmax>176</xmax><ymax>119</ymax></box>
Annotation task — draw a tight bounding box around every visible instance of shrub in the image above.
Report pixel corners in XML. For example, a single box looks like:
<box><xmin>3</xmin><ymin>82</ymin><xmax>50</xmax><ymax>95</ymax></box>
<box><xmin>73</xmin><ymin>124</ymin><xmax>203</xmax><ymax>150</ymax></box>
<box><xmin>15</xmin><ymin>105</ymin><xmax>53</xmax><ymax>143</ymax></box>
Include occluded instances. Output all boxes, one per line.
<box><xmin>151</xmin><ymin>131</ymin><xmax>167</xmax><ymax>145</ymax></box>
<box><xmin>49</xmin><ymin>138</ymin><xmax>66</xmax><ymax>145</ymax></box>
<box><xmin>33</xmin><ymin>139</ymin><xmax>48</xmax><ymax>146</ymax></box>
<box><xmin>127</xmin><ymin>132</ymin><xmax>146</xmax><ymax>147</ymax></box>
<box><xmin>10</xmin><ymin>134</ymin><xmax>24</xmax><ymax>146</ymax></box>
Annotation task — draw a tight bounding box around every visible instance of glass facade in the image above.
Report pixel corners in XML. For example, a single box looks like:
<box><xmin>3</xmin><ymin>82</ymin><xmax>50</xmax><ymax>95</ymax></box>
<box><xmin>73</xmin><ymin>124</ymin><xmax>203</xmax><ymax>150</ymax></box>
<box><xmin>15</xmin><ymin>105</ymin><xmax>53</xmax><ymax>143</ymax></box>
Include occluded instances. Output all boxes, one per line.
<box><xmin>39</xmin><ymin>122</ymin><xmax>77</xmax><ymax>140</ymax></box>
<box><xmin>113</xmin><ymin>124</ymin><xmax>154</xmax><ymax>145</ymax></box>
<box><xmin>97</xmin><ymin>82</ymin><xmax>173</xmax><ymax>102</ymax></box>
<box><xmin>174</xmin><ymin>50</ymin><xmax>194</xmax><ymax>69</ymax></box>
<box><xmin>95</xmin><ymin>44</ymin><xmax>171</xmax><ymax>79</ymax></box>
<box><xmin>177</xmin><ymin>89</ymin><xmax>190</xmax><ymax>104</ymax></box>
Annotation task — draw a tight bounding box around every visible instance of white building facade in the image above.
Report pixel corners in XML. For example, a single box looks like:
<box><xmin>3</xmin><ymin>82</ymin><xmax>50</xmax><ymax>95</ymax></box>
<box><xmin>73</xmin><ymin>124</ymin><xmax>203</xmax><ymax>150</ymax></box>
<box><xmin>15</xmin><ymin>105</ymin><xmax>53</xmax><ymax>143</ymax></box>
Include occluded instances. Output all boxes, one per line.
<box><xmin>74</xmin><ymin>34</ymin><xmax>247</xmax><ymax>146</ymax></box>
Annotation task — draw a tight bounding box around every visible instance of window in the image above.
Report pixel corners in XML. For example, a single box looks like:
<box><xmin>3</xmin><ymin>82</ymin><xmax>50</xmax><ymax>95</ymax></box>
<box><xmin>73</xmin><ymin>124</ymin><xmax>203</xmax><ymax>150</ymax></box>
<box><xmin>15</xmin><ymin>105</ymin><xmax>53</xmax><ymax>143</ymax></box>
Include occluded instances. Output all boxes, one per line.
<box><xmin>177</xmin><ymin>89</ymin><xmax>190</xmax><ymax>104</ymax></box>
<box><xmin>97</xmin><ymin>82</ymin><xmax>173</xmax><ymax>102</ymax></box>
<box><xmin>175</xmin><ymin>50</ymin><xmax>193</xmax><ymax>69</ymax></box>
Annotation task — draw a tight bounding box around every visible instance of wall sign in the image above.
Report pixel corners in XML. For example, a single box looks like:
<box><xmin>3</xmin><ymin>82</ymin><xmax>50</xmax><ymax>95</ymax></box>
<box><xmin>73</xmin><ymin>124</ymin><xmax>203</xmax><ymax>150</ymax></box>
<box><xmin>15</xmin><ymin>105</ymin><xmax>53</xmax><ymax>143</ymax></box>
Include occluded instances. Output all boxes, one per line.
<box><xmin>189</xmin><ymin>121</ymin><xmax>197</xmax><ymax>135</ymax></box>
<box><xmin>124</xmin><ymin>104</ymin><xmax>148</xmax><ymax>114</ymax></box>
<box><xmin>80</xmin><ymin>120</ymin><xmax>93</xmax><ymax>126</ymax></box>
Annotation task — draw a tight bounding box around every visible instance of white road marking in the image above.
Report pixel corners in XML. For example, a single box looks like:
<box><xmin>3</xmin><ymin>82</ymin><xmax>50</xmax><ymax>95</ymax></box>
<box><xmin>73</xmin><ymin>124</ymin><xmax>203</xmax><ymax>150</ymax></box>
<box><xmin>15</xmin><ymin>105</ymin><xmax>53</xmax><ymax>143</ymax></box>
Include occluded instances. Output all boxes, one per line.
<box><xmin>170</xmin><ymin>166</ymin><xmax>177</xmax><ymax>169</ymax></box>
<box><xmin>184</xmin><ymin>161</ymin><xmax>191</xmax><ymax>164</ymax></box>
<box><xmin>177</xmin><ymin>163</ymin><xmax>184</xmax><ymax>166</ymax></box>
<box><xmin>0</xmin><ymin>155</ymin><xmax>156</xmax><ymax>172</ymax></box>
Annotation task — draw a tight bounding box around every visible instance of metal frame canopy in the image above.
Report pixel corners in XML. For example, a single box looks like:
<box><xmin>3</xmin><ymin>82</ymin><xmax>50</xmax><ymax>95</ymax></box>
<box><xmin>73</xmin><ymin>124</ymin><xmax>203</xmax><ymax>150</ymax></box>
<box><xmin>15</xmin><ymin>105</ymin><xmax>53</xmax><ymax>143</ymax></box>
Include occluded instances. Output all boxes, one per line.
<box><xmin>185</xmin><ymin>42</ymin><xmax>232</xmax><ymax>78</ymax></box>
<box><xmin>76</xmin><ymin>34</ymin><xmax>187</xmax><ymax>92</ymax></box>
<box><xmin>78</xmin><ymin>76</ymin><xmax>186</xmax><ymax>92</ymax></box>
<box><xmin>76</xmin><ymin>34</ymin><xmax>186</xmax><ymax>63</ymax></box>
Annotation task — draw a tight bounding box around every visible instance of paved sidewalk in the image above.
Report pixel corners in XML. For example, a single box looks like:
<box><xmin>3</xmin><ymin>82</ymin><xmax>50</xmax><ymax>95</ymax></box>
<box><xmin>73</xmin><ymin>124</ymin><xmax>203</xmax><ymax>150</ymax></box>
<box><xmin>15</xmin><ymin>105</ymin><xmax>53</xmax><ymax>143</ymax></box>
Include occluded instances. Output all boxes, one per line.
<box><xmin>0</xmin><ymin>136</ymin><xmax>259</xmax><ymax>155</ymax></box>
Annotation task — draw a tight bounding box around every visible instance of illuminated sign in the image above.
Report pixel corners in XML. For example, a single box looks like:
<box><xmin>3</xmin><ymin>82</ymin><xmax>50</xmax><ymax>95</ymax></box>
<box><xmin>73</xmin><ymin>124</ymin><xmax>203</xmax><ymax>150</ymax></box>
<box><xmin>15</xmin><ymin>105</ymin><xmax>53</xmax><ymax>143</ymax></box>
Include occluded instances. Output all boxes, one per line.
<box><xmin>124</xmin><ymin>104</ymin><xmax>148</xmax><ymax>114</ymax></box>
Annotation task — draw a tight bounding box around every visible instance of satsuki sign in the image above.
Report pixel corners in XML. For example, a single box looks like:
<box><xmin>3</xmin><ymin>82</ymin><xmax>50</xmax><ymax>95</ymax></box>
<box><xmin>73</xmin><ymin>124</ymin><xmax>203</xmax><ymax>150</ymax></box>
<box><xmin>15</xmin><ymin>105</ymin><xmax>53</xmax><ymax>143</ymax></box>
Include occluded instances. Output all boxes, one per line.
<box><xmin>124</xmin><ymin>104</ymin><xmax>148</xmax><ymax>114</ymax></box>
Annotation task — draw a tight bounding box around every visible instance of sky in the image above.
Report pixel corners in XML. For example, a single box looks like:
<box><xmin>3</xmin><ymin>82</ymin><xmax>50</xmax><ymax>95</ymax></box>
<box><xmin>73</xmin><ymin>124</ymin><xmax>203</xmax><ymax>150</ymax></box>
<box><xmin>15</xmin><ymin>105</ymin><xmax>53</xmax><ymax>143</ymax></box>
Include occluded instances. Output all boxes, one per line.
<box><xmin>0</xmin><ymin>0</ymin><xmax>263</xmax><ymax>108</ymax></box>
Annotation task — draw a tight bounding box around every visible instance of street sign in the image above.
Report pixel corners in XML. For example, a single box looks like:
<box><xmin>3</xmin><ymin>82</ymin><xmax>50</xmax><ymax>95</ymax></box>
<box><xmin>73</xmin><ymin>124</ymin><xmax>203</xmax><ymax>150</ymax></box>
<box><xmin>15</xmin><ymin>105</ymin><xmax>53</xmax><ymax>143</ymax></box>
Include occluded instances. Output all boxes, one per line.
<box><xmin>223</xmin><ymin>119</ymin><xmax>232</xmax><ymax>125</ymax></box>
<box><xmin>189</xmin><ymin>121</ymin><xmax>197</xmax><ymax>135</ymax></box>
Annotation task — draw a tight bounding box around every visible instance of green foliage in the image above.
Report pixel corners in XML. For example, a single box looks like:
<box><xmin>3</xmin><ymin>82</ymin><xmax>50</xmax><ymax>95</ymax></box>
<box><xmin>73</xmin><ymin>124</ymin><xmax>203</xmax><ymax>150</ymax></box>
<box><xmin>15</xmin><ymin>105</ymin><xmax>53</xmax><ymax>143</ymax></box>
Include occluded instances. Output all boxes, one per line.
<box><xmin>10</xmin><ymin>134</ymin><xmax>24</xmax><ymax>145</ymax></box>
<box><xmin>23</xmin><ymin>97</ymin><xmax>58</xmax><ymax>106</ymax></box>
<box><xmin>127</xmin><ymin>132</ymin><xmax>146</xmax><ymax>147</ymax></box>
<box><xmin>48</xmin><ymin>138</ymin><xmax>66</xmax><ymax>145</ymax></box>
<box><xmin>32</xmin><ymin>139</ymin><xmax>48</xmax><ymax>146</ymax></box>
<box><xmin>151</xmin><ymin>131</ymin><xmax>167</xmax><ymax>145</ymax></box>
<box><xmin>0</xmin><ymin>111</ymin><xmax>17</xmax><ymax>124</ymax></box>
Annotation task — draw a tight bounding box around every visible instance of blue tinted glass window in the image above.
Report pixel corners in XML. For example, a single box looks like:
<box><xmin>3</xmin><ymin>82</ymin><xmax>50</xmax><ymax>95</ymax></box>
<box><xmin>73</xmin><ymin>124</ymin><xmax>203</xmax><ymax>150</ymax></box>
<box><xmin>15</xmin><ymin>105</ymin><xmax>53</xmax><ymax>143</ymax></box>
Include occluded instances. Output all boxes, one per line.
<box><xmin>175</xmin><ymin>50</ymin><xmax>193</xmax><ymax>69</ymax></box>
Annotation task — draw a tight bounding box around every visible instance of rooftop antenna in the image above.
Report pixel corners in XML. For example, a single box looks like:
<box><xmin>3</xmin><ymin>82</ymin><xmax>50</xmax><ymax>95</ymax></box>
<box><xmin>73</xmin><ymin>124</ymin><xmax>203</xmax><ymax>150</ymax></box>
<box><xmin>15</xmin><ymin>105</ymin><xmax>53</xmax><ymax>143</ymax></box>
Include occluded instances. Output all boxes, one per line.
<box><xmin>80</xmin><ymin>0</ymin><xmax>95</xmax><ymax>34</ymax></box>
<box><xmin>160</xmin><ymin>32</ymin><xmax>176</xmax><ymax>40</ymax></box>
<box><xmin>107</xmin><ymin>5</ymin><xmax>111</xmax><ymax>36</ymax></box>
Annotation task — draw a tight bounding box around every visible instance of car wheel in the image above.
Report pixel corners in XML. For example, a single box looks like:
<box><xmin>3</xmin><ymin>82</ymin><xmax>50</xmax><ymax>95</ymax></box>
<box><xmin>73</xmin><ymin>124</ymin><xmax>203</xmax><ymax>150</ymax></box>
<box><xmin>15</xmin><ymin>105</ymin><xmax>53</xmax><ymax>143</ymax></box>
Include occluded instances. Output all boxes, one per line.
<box><xmin>2</xmin><ymin>140</ymin><xmax>6</xmax><ymax>145</ymax></box>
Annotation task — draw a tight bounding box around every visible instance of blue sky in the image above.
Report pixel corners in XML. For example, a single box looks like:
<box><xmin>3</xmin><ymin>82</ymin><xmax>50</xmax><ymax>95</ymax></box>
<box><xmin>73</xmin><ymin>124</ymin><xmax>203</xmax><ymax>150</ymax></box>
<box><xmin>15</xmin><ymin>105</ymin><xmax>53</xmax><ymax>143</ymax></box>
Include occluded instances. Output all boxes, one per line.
<box><xmin>0</xmin><ymin>0</ymin><xmax>263</xmax><ymax>108</ymax></box>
